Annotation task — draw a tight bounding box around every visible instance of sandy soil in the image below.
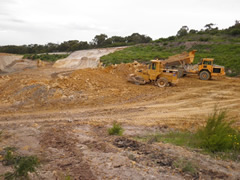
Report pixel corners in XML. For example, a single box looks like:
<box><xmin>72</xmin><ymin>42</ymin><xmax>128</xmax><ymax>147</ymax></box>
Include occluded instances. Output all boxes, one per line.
<box><xmin>53</xmin><ymin>47</ymin><xmax>126</xmax><ymax>69</ymax></box>
<box><xmin>0</xmin><ymin>53</ymin><xmax>23</xmax><ymax>72</ymax></box>
<box><xmin>0</xmin><ymin>60</ymin><xmax>240</xmax><ymax>179</ymax></box>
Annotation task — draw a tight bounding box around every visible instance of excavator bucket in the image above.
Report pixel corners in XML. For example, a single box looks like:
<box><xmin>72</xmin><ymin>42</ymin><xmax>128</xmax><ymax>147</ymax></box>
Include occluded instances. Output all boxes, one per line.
<box><xmin>127</xmin><ymin>74</ymin><xmax>146</xmax><ymax>85</ymax></box>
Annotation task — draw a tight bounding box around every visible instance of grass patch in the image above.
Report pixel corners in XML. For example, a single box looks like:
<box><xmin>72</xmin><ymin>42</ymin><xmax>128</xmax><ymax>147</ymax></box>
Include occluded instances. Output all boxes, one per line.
<box><xmin>65</xmin><ymin>175</ymin><xmax>73</xmax><ymax>180</ymax></box>
<box><xmin>23</xmin><ymin>53</ymin><xmax>69</xmax><ymax>62</ymax></box>
<box><xmin>135</xmin><ymin>110</ymin><xmax>240</xmax><ymax>161</ymax></box>
<box><xmin>135</xmin><ymin>131</ymin><xmax>200</xmax><ymax>148</ymax></box>
<box><xmin>108</xmin><ymin>122</ymin><xmax>124</xmax><ymax>136</ymax></box>
<box><xmin>0</xmin><ymin>147</ymin><xmax>40</xmax><ymax>180</ymax></box>
<box><xmin>173</xmin><ymin>158</ymin><xmax>198</xmax><ymax>176</ymax></box>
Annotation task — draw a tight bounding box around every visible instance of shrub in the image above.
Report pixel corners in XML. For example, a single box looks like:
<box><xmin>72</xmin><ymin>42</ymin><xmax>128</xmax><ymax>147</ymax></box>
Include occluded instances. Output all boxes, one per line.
<box><xmin>173</xmin><ymin>158</ymin><xmax>198</xmax><ymax>176</ymax></box>
<box><xmin>1</xmin><ymin>147</ymin><xmax>40</xmax><ymax>180</ymax></box>
<box><xmin>23</xmin><ymin>54</ymin><xmax>69</xmax><ymax>62</ymax></box>
<box><xmin>196</xmin><ymin>110</ymin><xmax>238</xmax><ymax>152</ymax></box>
<box><xmin>134</xmin><ymin>110</ymin><xmax>240</xmax><ymax>161</ymax></box>
<box><xmin>108</xmin><ymin>122</ymin><xmax>124</xmax><ymax>135</ymax></box>
<box><xmin>230</xmin><ymin>29</ymin><xmax>240</xmax><ymax>36</ymax></box>
<box><xmin>167</xmin><ymin>36</ymin><xmax>176</xmax><ymax>41</ymax></box>
<box><xmin>65</xmin><ymin>175</ymin><xmax>73</xmax><ymax>180</ymax></box>
<box><xmin>1</xmin><ymin>147</ymin><xmax>18</xmax><ymax>166</ymax></box>
<box><xmin>199</xmin><ymin>37</ymin><xmax>210</xmax><ymax>42</ymax></box>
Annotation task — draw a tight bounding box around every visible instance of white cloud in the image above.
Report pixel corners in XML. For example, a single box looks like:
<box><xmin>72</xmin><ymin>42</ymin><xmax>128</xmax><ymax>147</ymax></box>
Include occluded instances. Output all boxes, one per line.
<box><xmin>0</xmin><ymin>0</ymin><xmax>239</xmax><ymax>45</ymax></box>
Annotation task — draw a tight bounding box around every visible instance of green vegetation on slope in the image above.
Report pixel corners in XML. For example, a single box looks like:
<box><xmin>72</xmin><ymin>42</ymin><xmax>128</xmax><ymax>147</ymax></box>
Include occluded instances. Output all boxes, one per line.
<box><xmin>101</xmin><ymin>22</ymin><xmax>240</xmax><ymax>76</ymax></box>
<box><xmin>101</xmin><ymin>43</ymin><xmax>240</xmax><ymax>75</ymax></box>
<box><xmin>100</xmin><ymin>44</ymin><xmax>180</xmax><ymax>65</ymax></box>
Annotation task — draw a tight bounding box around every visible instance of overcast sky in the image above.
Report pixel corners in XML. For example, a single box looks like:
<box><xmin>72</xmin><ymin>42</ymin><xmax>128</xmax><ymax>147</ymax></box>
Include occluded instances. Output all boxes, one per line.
<box><xmin>0</xmin><ymin>0</ymin><xmax>239</xmax><ymax>45</ymax></box>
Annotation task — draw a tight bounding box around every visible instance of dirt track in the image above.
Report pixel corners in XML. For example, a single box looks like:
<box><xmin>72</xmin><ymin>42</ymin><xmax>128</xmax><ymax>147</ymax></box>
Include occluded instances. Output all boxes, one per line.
<box><xmin>0</xmin><ymin>63</ymin><xmax>240</xmax><ymax>179</ymax></box>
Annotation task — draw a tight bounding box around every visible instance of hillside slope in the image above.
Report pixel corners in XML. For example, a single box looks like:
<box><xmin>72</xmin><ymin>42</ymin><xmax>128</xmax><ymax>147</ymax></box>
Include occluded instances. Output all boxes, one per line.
<box><xmin>100</xmin><ymin>42</ymin><xmax>240</xmax><ymax>76</ymax></box>
<box><xmin>101</xmin><ymin>24</ymin><xmax>240</xmax><ymax>76</ymax></box>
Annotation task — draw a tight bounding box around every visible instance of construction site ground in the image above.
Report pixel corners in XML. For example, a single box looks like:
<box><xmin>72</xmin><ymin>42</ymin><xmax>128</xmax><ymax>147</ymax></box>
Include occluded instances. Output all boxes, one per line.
<box><xmin>0</xmin><ymin>61</ymin><xmax>240</xmax><ymax>179</ymax></box>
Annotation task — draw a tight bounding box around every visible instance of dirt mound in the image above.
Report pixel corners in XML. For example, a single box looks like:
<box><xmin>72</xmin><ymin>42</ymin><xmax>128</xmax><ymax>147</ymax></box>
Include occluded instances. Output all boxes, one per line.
<box><xmin>3</xmin><ymin>59</ymin><xmax>38</xmax><ymax>73</ymax></box>
<box><xmin>53</xmin><ymin>47</ymin><xmax>126</xmax><ymax>69</ymax></box>
<box><xmin>55</xmin><ymin>62</ymin><xmax>145</xmax><ymax>91</ymax></box>
<box><xmin>0</xmin><ymin>62</ymin><xmax>148</xmax><ymax>110</ymax></box>
<box><xmin>0</xmin><ymin>53</ymin><xmax>23</xmax><ymax>72</ymax></box>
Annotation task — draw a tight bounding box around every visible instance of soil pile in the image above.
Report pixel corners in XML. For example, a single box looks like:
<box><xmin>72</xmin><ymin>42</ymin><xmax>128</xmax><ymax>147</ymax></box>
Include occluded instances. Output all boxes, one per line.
<box><xmin>53</xmin><ymin>47</ymin><xmax>126</xmax><ymax>69</ymax></box>
<box><xmin>55</xmin><ymin>62</ymin><xmax>146</xmax><ymax>91</ymax></box>
<box><xmin>0</xmin><ymin>62</ymin><xmax>149</xmax><ymax>110</ymax></box>
<box><xmin>0</xmin><ymin>53</ymin><xmax>23</xmax><ymax>72</ymax></box>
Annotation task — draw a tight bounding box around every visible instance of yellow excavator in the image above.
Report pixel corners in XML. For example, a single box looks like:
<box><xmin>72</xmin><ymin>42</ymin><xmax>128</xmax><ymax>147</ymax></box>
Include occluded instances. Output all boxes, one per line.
<box><xmin>163</xmin><ymin>50</ymin><xmax>225</xmax><ymax>80</ymax></box>
<box><xmin>128</xmin><ymin>60</ymin><xmax>178</xmax><ymax>87</ymax></box>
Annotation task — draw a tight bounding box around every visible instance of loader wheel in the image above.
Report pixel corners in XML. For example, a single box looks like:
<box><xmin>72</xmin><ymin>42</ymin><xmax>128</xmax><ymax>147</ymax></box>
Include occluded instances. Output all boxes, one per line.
<box><xmin>199</xmin><ymin>71</ymin><xmax>210</xmax><ymax>80</ymax></box>
<box><xmin>157</xmin><ymin>78</ymin><xmax>168</xmax><ymax>87</ymax></box>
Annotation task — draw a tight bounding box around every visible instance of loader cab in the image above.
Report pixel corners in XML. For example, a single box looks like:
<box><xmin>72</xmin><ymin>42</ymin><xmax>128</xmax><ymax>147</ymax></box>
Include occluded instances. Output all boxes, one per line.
<box><xmin>198</xmin><ymin>58</ymin><xmax>214</xmax><ymax>73</ymax></box>
<box><xmin>148</xmin><ymin>60</ymin><xmax>163</xmax><ymax>80</ymax></box>
<box><xmin>149</xmin><ymin>62</ymin><xmax>156</xmax><ymax>70</ymax></box>
<box><xmin>199</xmin><ymin>58</ymin><xmax>213</xmax><ymax>66</ymax></box>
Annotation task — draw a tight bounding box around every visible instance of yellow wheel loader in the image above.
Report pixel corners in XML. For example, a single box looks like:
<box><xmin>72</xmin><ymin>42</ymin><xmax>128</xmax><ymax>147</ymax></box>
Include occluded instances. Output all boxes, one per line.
<box><xmin>128</xmin><ymin>60</ymin><xmax>178</xmax><ymax>87</ymax></box>
<box><xmin>197</xmin><ymin>58</ymin><xmax>225</xmax><ymax>80</ymax></box>
<box><xmin>163</xmin><ymin>50</ymin><xmax>225</xmax><ymax>80</ymax></box>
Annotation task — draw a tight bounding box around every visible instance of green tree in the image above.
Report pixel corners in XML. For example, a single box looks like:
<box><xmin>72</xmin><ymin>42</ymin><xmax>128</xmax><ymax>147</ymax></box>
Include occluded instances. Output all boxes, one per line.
<box><xmin>189</xmin><ymin>29</ymin><xmax>198</xmax><ymax>34</ymax></box>
<box><xmin>204</xmin><ymin>23</ymin><xmax>215</xmax><ymax>31</ymax></box>
<box><xmin>127</xmin><ymin>33</ymin><xmax>152</xmax><ymax>44</ymax></box>
<box><xmin>111</xmin><ymin>36</ymin><xmax>126</xmax><ymax>43</ymax></box>
<box><xmin>177</xmin><ymin>26</ymin><xmax>189</xmax><ymax>37</ymax></box>
<box><xmin>93</xmin><ymin>34</ymin><xmax>108</xmax><ymax>47</ymax></box>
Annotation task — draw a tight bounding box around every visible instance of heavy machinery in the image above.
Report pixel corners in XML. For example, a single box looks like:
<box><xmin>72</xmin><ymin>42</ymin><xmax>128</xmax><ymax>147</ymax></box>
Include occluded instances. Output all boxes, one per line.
<box><xmin>128</xmin><ymin>60</ymin><xmax>178</xmax><ymax>87</ymax></box>
<box><xmin>163</xmin><ymin>50</ymin><xmax>225</xmax><ymax>80</ymax></box>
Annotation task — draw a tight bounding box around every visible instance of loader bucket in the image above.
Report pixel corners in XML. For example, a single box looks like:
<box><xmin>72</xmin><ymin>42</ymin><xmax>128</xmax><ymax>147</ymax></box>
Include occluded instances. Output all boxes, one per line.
<box><xmin>127</xmin><ymin>74</ymin><xmax>146</xmax><ymax>85</ymax></box>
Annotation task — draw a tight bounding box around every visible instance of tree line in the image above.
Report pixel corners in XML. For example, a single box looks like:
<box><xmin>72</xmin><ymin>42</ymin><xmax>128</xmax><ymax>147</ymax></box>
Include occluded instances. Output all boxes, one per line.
<box><xmin>0</xmin><ymin>33</ymin><xmax>152</xmax><ymax>54</ymax></box>
<box><xmin>154</xmin><ymin>21</ymin><xmax>240</xmax><ymax>43</ymax></box>
<box><xmin>0</xmin><ymin>21</ymin><xmax>239</xmax><ymax>54</ymax></box>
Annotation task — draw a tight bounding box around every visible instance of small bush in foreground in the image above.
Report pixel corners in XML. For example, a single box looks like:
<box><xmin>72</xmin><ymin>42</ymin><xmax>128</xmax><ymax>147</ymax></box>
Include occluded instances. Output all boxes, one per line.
<box><xmin>173</xmin><ymin>158</ymin><xmax>198</xmax><ymax>176</ymax></box>
<box><xmin>134</xmin><ymin>110</ymin><xmax>240</xmax><ymax>161</ymax></box>
<box><xmin>1</xmin><ymin>147</ymin><xmax>40</xmax><ymax>180</ymax></box>
<box><xmin>64</xmin><ymin>175</ymin><xmax>74</xmax><ymax>180</ymax></box>
<box><xmin>108</xmin><ymin>122</ymin><xmax>124</xmax><ymax>136</ymax></box>
<box><xmin>197</xmin><ymin>110</ymin><xmax>239</xmax><ymax>152</ymax></box>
